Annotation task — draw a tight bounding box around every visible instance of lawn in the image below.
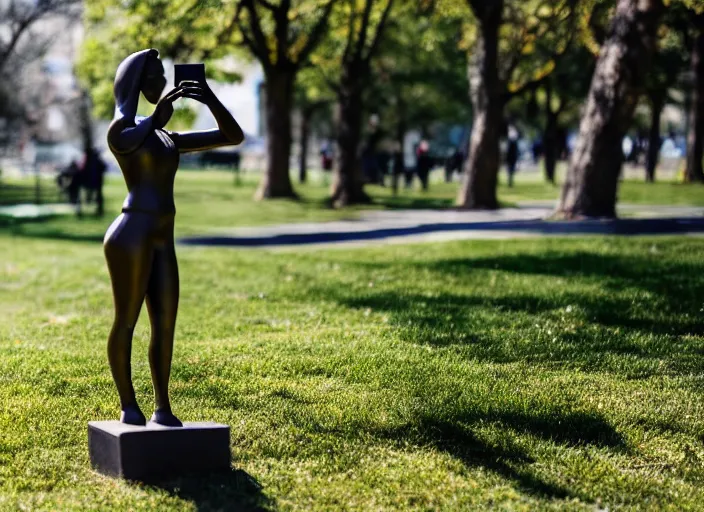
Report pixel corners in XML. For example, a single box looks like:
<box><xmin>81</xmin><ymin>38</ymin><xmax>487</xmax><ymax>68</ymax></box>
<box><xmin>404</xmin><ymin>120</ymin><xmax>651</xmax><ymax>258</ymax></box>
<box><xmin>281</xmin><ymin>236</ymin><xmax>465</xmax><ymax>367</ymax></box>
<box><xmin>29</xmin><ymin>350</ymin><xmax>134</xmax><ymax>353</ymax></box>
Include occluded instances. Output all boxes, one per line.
<box><xmin>1</xmin><ymin>170</ymin><xmax>704</xmax><ymax>510</ymax></box>
<box><xmin>2</xmin><ymin>194</ymin><xmax>704</xmax><ymax>510</ymax></box>
<box><xmin>2</xmin><ymin>166</ymin><xmax>704</xmax><ymax>243</ymax></box>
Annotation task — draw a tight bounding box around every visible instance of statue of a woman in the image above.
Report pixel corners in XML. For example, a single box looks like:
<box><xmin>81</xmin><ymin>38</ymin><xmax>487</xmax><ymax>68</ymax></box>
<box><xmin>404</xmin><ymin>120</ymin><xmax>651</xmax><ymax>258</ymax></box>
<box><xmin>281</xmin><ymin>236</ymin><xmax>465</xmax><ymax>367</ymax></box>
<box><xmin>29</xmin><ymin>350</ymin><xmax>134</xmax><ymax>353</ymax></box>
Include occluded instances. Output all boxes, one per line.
<box><xmin>104</xmin><ymin>49</ymin><xmax>243</xmax><ymax>426</ymax></box>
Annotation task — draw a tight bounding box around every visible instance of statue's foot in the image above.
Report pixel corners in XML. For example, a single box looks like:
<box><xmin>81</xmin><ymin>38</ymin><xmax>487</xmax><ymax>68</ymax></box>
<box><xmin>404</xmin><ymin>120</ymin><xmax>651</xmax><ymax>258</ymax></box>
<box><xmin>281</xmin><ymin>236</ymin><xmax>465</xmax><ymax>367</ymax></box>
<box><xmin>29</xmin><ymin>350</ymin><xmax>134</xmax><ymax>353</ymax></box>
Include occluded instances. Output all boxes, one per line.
<box><xmin>120</xmin><ymin>404</ymin><xmax>147</xmax><ymax>426</ymax></box>
<box><xmin>150</xmin><ymin>409</ymin><xmax>183</xmax><ymax>427</ymax></box>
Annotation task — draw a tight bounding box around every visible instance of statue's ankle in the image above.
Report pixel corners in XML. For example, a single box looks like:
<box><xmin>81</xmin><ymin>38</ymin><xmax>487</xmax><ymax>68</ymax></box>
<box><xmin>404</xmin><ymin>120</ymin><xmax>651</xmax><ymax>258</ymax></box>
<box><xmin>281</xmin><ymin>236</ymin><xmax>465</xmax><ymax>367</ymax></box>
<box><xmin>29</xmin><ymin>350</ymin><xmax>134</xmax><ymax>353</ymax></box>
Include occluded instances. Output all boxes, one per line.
<box><xmin>150</xmin><ymin>408</ymin><xmax>182</xmax><ymax>427</ymax></box>
<box><xmin>120</xmin><ymin>404</ymin><xmax>147</xmax><ymax>425</ymax></box>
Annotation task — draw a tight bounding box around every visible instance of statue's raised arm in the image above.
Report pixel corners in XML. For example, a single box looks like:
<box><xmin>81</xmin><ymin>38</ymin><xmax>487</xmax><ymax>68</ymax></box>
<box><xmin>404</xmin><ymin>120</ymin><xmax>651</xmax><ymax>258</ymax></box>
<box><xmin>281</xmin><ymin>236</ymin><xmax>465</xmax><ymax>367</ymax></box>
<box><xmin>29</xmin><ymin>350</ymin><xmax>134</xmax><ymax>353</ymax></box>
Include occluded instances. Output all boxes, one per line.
<box><xmin>167</xmin><ymin>79</ymin><xmax>244</xmax><ymax>153</ymax></box>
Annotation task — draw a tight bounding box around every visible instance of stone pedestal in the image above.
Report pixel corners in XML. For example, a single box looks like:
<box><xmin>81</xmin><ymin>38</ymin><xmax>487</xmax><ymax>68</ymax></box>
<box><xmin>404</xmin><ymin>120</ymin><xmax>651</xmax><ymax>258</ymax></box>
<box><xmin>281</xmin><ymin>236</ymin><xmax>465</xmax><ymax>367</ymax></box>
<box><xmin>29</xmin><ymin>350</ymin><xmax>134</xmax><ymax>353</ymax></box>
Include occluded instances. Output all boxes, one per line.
<box><xmin>88</xmin><ymin>421</ymin><xmax>230</xmax><ymax>481</ymax></box>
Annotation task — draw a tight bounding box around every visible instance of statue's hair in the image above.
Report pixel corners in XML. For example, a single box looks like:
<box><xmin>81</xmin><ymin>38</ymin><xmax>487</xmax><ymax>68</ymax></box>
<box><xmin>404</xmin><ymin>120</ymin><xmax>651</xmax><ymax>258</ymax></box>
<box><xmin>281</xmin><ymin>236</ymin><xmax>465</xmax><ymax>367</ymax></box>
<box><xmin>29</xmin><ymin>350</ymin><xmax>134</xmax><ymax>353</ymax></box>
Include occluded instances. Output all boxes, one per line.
<box><xmin>113</xmin><ymin>49</ymin><xmax>159</xmax><ymax>122</ymax></box>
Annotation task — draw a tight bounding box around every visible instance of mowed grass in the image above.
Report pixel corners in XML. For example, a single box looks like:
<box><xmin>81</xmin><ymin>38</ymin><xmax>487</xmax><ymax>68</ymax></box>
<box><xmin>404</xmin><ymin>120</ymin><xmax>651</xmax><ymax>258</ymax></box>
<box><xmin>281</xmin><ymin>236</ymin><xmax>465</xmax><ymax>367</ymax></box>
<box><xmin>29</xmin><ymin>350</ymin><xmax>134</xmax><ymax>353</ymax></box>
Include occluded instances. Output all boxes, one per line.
<box><xmin>1</xmin><ymin>169</ymin><xmax>704</xmax><ymax>510</ymax></box>
<box><xmin>2</xmin><ymin>222</ymin><xmax>704</xmax><ymax>509</ymax></box>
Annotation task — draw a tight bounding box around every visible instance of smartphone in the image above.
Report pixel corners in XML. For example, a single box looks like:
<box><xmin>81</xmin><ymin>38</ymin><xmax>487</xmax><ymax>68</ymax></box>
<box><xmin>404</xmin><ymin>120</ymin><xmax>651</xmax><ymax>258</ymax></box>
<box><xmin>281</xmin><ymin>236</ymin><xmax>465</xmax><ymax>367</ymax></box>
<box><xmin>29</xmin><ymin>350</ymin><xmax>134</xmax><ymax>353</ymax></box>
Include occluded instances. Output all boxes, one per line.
<box><xmin>174</xmin><ymin>63</ymin><xmax>206</xmax><ymax>86</ymax></box>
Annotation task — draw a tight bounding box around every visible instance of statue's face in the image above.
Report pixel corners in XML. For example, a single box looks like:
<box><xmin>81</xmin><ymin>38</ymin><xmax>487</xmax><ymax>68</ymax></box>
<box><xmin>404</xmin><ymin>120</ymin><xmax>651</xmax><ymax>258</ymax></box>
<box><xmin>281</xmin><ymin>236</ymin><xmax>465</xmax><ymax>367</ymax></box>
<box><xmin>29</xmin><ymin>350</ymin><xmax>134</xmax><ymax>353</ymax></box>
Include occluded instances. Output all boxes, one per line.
<box><xmin>141</xmin><ymin>57</ymin><xmax>166</xmax><ymax>105</ymax></box>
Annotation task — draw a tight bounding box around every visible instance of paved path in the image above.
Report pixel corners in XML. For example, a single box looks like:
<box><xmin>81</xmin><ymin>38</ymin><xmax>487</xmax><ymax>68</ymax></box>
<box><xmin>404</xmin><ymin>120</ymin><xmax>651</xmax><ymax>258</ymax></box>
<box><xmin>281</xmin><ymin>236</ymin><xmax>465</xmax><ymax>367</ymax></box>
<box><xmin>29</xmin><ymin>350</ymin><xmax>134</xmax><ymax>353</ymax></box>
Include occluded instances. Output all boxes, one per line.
<box><xmin>179</xmin><ymin>205</ymin><xmax>704</xmax><ymax>249</ymax></box>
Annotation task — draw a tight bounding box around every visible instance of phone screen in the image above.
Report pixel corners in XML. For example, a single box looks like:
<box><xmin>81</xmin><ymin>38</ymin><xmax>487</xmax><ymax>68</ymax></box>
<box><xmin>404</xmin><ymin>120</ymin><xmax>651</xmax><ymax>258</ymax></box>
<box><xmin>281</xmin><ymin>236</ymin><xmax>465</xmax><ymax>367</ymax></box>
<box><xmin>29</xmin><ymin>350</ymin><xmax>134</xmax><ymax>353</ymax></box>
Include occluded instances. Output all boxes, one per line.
<box><xmin>174</xmin><ymin>63</ymin><xmax>206</xmax><ymax>86</ymax></box>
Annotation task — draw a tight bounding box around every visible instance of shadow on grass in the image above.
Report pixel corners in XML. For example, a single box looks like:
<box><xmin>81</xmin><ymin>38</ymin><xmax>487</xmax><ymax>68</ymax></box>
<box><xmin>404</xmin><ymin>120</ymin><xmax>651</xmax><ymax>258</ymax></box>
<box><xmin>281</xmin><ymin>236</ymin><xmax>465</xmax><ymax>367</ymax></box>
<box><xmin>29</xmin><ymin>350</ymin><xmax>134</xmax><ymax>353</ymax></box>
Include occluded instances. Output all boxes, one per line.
<box><xmin>428</xmin><ymin>251</ymin><xmax>704</xmax><ymax>336</ymax></box>
<box><xmin>0</xmin><ymin>211</ymin><xmax>110</xmax><ymax>243</ymax></box>
<box><xmin>349</xmin><ymin>405</ymin><xmax>625</xmax><ymax>501</ymax></box>
<box><xmin>308</xmin><ymin>248</ymin><xmax>704</xmax><ymax>376</ymax></box>
<box><xmin>2</xmin><ymin>224</ymin><xmax>105</xmax><ymax>243</ymax></box>
<box><xmin>151</xmin><ymin>468</ymin><xmax>273</xmax><ymax>512</ymax></box>
<box><xmin>392</xmin><ymin>416</ymin><xmax>573</xmax><ymax>500</ymax></box>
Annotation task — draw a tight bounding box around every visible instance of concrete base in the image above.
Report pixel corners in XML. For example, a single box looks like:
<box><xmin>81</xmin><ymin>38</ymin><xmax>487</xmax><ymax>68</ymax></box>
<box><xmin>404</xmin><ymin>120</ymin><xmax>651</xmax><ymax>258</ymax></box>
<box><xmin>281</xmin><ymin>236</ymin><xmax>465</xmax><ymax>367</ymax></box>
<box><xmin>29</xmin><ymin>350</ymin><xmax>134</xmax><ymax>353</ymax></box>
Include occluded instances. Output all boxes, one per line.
<box><xmin>88</xmin><ymin>420</ymin><xmax>230</xmax><ymax>481</ymax></box>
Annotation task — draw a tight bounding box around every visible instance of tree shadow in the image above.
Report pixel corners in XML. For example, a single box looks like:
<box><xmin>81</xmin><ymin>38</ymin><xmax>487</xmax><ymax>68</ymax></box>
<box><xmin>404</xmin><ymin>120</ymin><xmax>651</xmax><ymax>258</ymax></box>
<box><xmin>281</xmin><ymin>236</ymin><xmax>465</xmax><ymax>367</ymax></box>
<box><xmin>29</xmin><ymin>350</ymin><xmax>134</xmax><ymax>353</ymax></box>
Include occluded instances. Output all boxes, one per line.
<box><xmin>347</xmin><ymin>405</ymin><xmax>625</xmax><ymax>502</ymax></box>
<box><xmin>150</xmin><ymin>468</ymin><xmax>274</xmax><ymax>512</ymax></box>
<box><xmin>431</xmin><ymin>251</ymin><xmax>704</xmax><ymax>332</ymax></box>
<box><xmin>320</xmin><ymin>287</ymin><xmax>704</xmax><ymax>374</ymax></box>
<box><xmin>307</xmin><ymin>248</ymin><xmax>704</xmax><ymax>376</ymax></box>
<box><xmin>433</xmin><ymin>251</ymin><xmax>704</xmax><ymax>293</ymax></box>
<box><xmin>2</xmin><ymin>224</ymin><xmax>105</xmax><ymax>243</ymax></box>
<box><xmin>0</xmin><ymin>214</ymin><xmax>108</xmax><ymax>243</ymax></box>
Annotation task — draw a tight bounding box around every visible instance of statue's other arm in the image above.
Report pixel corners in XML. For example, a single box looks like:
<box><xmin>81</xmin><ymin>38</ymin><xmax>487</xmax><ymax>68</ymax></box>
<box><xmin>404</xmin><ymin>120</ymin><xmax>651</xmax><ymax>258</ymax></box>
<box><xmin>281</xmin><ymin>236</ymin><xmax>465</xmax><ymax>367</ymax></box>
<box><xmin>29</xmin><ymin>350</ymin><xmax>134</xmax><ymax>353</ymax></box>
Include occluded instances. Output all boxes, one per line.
<box><xmin>169</xmin><ymin>83</ymin><xmax>245</xmax><ymax>154</ymax></box>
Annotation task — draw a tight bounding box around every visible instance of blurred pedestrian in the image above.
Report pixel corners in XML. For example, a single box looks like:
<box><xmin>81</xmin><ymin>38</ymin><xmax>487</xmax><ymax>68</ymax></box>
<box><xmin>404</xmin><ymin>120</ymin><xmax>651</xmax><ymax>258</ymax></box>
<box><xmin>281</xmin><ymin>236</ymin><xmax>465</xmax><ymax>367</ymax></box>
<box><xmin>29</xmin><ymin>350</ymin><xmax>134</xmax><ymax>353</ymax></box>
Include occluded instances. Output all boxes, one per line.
<box><xmin>320</xmin><ymin>141</ymin><xmax>333</xmax><ymax>172</ymax></box>
<box><xmin>82</xmin><ymin>147</ymin><xmax>108</xmax><ymax>216</ymax></box>
<box><xmin>362</xmin><ymin>115</ymin><xmax>383</xmax><ymax>184</ymax></box>
<box><xmin>444</xmin><ymin>146</ymin><xmax>463</xmax><ymax>183</ymax></box>
<box><xmin>506</xmin><ymin>125</ymin><xmax>520</xmax><ymax>187</ymax></box>
<box><xmin>56</xmin><ymin>159</ymin><xmax>83</xmax><ymax>215</ymax></box>
<box><xmin>391</xmin><ymin>141</ymin><xmax>404</xmax><ymax>195</ymax></box>
<box><xmin>416</xmin><ymin>139</ymin><xmax>432</xmax><ymax>191</ymax></box>
<box><xmin>532</xmin><ymin>138</ymin><xmax>543</xmax><ymax>164</ymax></box>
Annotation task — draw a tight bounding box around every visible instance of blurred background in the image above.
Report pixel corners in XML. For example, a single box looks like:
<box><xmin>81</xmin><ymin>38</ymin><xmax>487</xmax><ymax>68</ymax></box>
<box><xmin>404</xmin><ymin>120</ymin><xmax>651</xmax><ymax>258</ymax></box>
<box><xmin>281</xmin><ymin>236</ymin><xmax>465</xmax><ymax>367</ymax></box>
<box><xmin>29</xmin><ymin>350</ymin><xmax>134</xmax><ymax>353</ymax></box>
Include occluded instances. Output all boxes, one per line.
<box><xmin>0</xmin><ymin>0</ymin><xmax>701</xmax><ymax>219</ymax></box>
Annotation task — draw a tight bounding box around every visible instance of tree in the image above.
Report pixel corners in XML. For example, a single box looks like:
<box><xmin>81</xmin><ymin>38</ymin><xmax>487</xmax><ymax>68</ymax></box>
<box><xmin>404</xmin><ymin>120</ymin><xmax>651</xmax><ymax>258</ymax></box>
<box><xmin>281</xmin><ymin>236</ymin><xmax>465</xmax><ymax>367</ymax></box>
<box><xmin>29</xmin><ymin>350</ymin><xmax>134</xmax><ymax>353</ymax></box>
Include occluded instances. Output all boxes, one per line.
<box><xmin>556</xmin><ymin>0</ymin><xmax>664</xmax><ymax>219</ymax></box>
<box><xmin>0</xmin><ymin>0</ymin><xmax>80</xmax><ymax>131</ymax></box>
<box><xmin>235</xmin><ymin>0</ymin><xmax>337</xmax><ymax>199</ymax></box>
<box><xmin>538</xmin><ymin>47</ymin><xmax>595</xmax><ymax>184</ymax></box>
<box><xmin>455</xmin><ymin>1</ymin><xmax>503</xmax><ymax>209</ymax></box>
<box><xmin>453</xmin><ymin>0</ymin><xmax>582</xmax><ymax>209</ymax></box>
<box><xmin>312</xmin><ymin>0</ymin><xmax>395</xmax><ymax>207</ymax></box>
<box><xmin>79</xmin><ymin>0</ymin><xmax>337</xmax><ymax>200</ymax></box>
<box><xmin>684</xmin><ymin>10</ymin><xmax>704</xmax><ymax>182</ymax></box>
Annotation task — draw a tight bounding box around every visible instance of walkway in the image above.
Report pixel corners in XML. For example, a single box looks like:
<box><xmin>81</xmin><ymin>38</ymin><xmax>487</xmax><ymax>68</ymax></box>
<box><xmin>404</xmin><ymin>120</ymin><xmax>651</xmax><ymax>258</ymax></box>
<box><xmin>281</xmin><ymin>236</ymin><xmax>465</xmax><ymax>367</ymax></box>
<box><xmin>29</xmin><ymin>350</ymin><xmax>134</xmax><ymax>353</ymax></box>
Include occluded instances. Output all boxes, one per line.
<box><xmin>179</xmin><ymin>205</ymin><xmax>704</xmax><ymax>249</ymax></box>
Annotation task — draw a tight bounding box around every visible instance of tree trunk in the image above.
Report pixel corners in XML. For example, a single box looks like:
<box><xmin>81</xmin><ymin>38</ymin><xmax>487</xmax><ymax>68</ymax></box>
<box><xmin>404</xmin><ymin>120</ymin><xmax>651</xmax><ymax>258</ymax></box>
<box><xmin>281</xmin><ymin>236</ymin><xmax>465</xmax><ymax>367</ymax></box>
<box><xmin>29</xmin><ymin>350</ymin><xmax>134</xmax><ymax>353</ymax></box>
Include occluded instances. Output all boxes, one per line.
<box><xmin>685</xmin><ymin>23</ymin><xmax>704</xmax><ymax>183</ymax></box>
<box><xmin>543</xmin><ymin>81</ymin><xmax>558</xmax><ymax>184</ymax></box>
<box><xmin>556</xmin><ymin>0</ymin><xmax>663</xmax><ymax>218</ymax></box>
<box><xmin>79</xmin><ymin>89</ymin><xmax>94</xmax><ymax>154</ymax></box>
<box><xmin>255</xmin><ymin>69</ymin><xmax>298</xmax><ymax>200</ymax></box>
<box><xmin>646</xmin><ymin>94</ymin><xmax>663</xmax><ymax>183</ymax></box>
<box><xmin>330</xmin><ymin>69</ymin><xmax>371</xmax><ymax>207</ymax></box>
<box><xmin>392</xmin><ymin>113</ymin><xmax>406</xmax><ymax>197</ymax></box>
<box><xmin>544</xmin><ymin>114</ymin><xmax>558</xmax><ymax>185</ymax></box>
<box><xmin>456</xmin><ymin>3</ymin><xmax>503</xmax><ymax>209</ymax></box>
<box><xmin>299</xmin><ymin>108</ymin><xmax>311</xmax><ymax>184</ymax></box>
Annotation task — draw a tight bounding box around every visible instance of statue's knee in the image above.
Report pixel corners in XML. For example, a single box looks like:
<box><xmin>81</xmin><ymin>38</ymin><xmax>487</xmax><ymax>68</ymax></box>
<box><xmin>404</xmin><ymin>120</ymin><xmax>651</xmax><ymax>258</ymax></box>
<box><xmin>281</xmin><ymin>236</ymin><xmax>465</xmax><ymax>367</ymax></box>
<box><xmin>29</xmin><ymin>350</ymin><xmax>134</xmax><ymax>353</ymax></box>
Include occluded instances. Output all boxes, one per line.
<box><xmin>111</xmin><ymin>318</ymin><xmax>137</xmax><ymax>336</ymax></box>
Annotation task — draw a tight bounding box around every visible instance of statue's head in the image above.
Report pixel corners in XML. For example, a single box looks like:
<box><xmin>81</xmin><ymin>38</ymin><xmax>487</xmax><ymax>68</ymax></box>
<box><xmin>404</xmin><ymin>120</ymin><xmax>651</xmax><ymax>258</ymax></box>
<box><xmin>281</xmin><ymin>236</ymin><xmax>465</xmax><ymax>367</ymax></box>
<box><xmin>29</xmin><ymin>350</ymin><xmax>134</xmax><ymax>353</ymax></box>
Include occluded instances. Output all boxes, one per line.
<box><xmin>140</xmin><ymin>53</ymin><xmax>166</xmax><ymax>105</ymax></box>
<box><xmin>113</xmin><ymin>48</ymin><xmax>163</xmax><ymax>121</ymax></box>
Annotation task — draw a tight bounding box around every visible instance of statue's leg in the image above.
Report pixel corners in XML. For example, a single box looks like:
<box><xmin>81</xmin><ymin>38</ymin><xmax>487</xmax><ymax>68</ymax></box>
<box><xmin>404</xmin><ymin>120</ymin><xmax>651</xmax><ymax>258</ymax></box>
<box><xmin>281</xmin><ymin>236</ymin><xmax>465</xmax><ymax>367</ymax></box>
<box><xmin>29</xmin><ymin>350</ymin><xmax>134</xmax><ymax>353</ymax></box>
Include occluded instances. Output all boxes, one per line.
<box><xmin>104</xmin><ymin>213</ymin><xmax>155</xmax><ymax>425</ymax></box>
<box><xmin>146</xmin><ymin>240</ymin><xmax>182</xmax><ymax>427</ymax></box>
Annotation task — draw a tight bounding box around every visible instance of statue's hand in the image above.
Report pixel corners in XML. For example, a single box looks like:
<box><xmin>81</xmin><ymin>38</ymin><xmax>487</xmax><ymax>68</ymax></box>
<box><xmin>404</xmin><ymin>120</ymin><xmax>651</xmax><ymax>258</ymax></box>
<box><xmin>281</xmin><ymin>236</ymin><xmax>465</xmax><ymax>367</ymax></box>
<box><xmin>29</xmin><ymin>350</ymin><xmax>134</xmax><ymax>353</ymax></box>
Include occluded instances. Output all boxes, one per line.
<box><xmin>152</xmin><ymin>86</ymin><xmax>185</xmax><ymax>129</ymax></box>
<box><xmin>177</xmin><ymin>80</ymin><xmax>215</xmax><ymax>106</ymax></box>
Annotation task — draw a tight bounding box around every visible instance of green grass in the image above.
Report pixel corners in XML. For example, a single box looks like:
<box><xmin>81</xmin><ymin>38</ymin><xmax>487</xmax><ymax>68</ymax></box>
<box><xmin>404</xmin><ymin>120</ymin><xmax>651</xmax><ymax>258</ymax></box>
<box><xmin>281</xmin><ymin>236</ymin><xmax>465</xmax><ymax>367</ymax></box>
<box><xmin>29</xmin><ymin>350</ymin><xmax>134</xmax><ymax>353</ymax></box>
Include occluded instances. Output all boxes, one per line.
<box><xmin>2</xmin><ymin>167</ymin><xmax>703</xmax><ymax>244</ymax></box>
<box><xmin>1</xmin><ymin>170</ymin><xmax>704</xmax><ymax>510</ymax></box>
<box><xmin>2</xmin><ymin>223</ymin><xmax>704</xmax><ymax>509</ymax></box>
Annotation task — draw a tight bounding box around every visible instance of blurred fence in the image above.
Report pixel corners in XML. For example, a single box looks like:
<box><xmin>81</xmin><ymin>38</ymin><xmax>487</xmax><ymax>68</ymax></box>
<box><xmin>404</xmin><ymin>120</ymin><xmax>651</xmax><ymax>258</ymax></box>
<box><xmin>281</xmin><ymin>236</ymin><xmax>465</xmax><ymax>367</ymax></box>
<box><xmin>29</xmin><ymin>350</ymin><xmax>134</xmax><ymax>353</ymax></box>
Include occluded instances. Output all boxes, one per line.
<box><xmin>0</xmin><ymin>159</ymin><xmax>66</xmax><ymax>206</ymax></box>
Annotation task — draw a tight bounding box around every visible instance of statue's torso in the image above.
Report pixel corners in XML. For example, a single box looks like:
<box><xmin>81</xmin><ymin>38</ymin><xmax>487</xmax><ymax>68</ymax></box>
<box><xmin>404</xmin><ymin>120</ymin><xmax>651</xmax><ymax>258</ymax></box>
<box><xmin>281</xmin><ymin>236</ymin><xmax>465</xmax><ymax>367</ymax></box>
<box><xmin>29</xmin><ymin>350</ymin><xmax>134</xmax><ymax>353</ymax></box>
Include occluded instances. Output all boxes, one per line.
<box><xmin>114</xmin><ymin>128</ymin><xmax>179</xmax><ymax>214</ymax></box>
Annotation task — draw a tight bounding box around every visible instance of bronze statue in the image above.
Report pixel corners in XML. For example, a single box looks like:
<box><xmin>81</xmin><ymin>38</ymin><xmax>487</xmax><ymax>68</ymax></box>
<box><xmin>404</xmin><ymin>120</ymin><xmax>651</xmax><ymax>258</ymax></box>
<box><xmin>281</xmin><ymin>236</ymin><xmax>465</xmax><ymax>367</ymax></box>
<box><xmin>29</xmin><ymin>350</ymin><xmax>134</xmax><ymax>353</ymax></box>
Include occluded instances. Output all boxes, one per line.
<box><xmin>104</xmin><ymin>49</ymin><xmax>243</xmax><ymax>426</ymax></box>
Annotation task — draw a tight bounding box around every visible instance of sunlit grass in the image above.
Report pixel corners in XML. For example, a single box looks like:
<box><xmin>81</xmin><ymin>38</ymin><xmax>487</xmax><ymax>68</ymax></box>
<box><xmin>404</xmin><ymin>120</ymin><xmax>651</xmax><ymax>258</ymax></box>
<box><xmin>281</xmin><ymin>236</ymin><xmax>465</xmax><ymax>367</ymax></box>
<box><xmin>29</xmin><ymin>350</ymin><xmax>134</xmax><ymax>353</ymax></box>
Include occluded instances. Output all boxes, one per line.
<box><xmin>2</xmin><ymin>220</ymin><xmax>704</xmax><ymax>509</ymax></box>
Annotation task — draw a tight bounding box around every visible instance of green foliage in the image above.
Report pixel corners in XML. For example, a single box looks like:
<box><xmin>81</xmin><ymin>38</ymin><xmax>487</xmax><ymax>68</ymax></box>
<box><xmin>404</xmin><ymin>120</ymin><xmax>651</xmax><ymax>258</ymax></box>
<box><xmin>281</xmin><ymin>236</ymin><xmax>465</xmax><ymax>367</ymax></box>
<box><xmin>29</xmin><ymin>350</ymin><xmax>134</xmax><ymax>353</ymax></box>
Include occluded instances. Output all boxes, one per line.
<box><xmin>308</xmin><ymin>0</ymin><xmax>394</xmax><ymax>85</ymax></box>
<box><xmin>501</xmin><ymin>0</ymin><xmax>581</xmax><ymax>95</ymax></box>
<box><xmin>76</xmin><ymin>36</ymin><xmax>121</xmax><ymax>120</ymax></box>
<box><xmin>368</xmin><ymin>4</ymin><xmax>470</xmax><ymax>135</ymax></box>
<box><xmin>77</xmin><ymin>0</ymin><xmax>253</xmax><ymax>120</ymax></box>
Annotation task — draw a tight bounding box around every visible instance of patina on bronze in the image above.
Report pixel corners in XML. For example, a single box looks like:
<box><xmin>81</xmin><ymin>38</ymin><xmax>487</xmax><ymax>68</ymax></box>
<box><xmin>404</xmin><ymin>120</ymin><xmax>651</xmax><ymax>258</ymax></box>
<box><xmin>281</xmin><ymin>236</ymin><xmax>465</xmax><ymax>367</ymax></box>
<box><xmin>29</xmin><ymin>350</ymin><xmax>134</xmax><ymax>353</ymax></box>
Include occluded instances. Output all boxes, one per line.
<box><xmin>104</xmin><ymin>49</ymin><xmax>243</xmax><ymax>427</ymax></box>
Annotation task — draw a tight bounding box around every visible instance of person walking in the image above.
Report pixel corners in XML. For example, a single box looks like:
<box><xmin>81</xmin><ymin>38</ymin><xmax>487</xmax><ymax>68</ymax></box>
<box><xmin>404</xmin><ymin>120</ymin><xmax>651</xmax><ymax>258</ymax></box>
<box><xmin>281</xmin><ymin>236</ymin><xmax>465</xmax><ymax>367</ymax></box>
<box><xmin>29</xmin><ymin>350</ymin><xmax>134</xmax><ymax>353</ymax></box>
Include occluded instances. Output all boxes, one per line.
<box><xmin>416</xmin><ymin>140</ymin><xmax>432</xmax><ymax>191</ymax></box>
<box><xmin>506</xmin><ymin>125</ymin><xmax>520</xmax><ymax>187</ymax></box>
